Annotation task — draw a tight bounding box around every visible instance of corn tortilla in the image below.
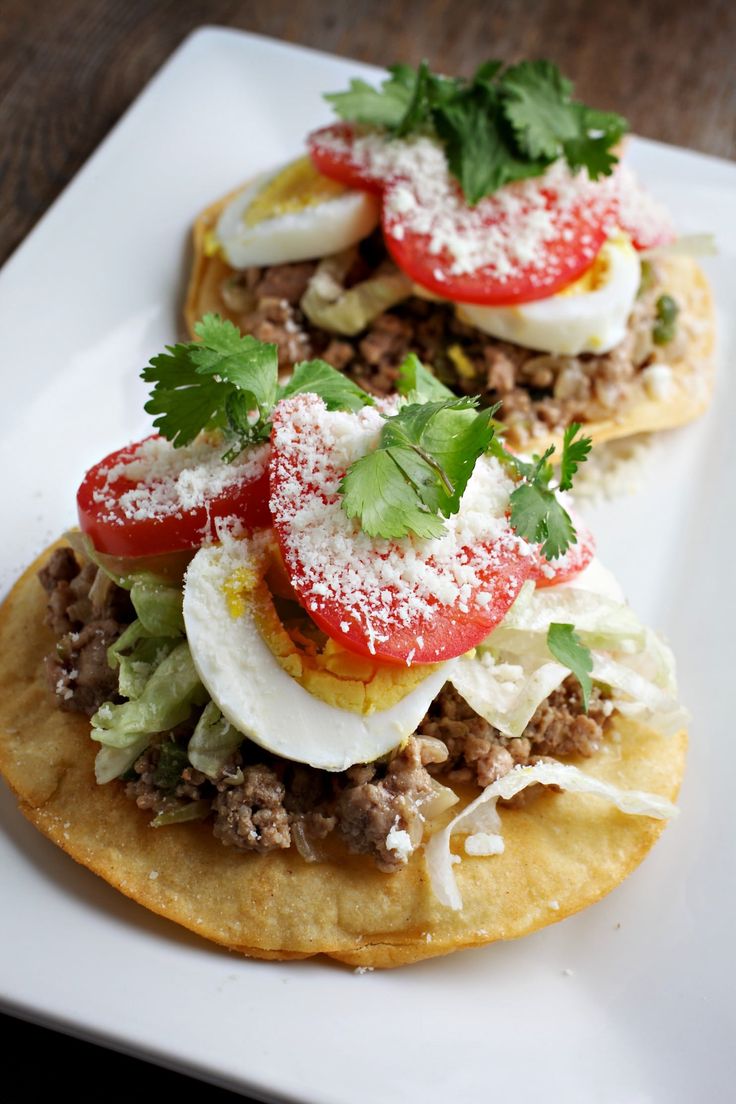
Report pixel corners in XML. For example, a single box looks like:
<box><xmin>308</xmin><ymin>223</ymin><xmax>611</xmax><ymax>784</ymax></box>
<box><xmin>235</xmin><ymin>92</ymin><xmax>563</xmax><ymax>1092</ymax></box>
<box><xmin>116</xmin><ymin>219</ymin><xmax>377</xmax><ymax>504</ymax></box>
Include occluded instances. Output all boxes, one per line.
<box><xmin>0</xmin><ymin>546</ymin><xmax>685</xmax><ymax>967</ymax></box>
<box><xmin>185</xmin><ymin>187</ymin><xmax>714</xmax><ymax>453</ymax></box>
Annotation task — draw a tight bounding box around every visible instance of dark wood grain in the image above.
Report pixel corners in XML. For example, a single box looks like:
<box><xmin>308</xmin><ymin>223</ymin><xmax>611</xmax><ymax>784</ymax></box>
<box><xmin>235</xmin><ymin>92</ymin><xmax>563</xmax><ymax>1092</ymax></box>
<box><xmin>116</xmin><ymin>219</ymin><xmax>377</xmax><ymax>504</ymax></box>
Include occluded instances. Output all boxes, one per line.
<box><xmin>0</xmin><ymin>0</ymin><xmax>734</xmax><ymax>265</ymax></box>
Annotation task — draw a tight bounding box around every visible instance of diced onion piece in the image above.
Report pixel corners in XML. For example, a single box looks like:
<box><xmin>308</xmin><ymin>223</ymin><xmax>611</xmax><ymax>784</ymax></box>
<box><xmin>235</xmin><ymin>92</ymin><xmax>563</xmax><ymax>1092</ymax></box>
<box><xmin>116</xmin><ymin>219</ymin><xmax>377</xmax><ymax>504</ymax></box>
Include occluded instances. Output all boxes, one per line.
<box><xmin>420</xmin><ymin>778</ymin><xmax>460</xmax><ymax>821</ymax></box>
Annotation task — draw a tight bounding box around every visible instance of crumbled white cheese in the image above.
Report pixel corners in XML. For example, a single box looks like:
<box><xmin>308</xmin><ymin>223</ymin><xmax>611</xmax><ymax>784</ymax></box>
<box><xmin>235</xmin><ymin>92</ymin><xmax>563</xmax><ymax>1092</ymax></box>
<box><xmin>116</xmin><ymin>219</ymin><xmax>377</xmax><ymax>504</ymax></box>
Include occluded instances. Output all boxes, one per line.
<box><xmin>571</xmin><ymin>434</ymin><xmax>653</xmax><ymax>503</ymax></box>
<box><xmin>464</xmin><ymin>831</ymin><xmax>505</xmax><ymax>856</ymax></box>
<box><xmin>93</xmin><ymin>435</ymin><xmax>269</xmax><ymax>526</ymax></box>
<box><xmin>385</xmin><ymin>823</ymin><xmax>414</xmax><ymax>862</ymax></box>
<box><xmin>641</xmin><ymin>363</ymin><xmax>674</xmax><ymax>401</ymax></box>
<box><xmin>315</xmin><ymin>129</ymin><xmax>620</xmax><ymax>284</ymax></box>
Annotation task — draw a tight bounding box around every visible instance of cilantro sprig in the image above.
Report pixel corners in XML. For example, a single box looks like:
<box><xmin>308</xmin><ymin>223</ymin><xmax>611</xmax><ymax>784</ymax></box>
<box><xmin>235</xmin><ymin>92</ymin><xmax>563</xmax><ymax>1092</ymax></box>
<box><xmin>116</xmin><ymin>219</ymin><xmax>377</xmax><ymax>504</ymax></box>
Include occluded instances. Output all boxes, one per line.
<box><xmin>546</xmin><ymin>623</ymin><xmax>593</xmax><ymax>711</ymax></box>
<box><xmin>325</xmin><ymin>59</ymin><xmax>627</xmax><ymax>204</ymax></box>
<box><xmin>142</xmin><ymin>314</ymin><xmax>374</xmax><ymax>459</ymax></box>
<box><xmin>339</xmin><ymin>356</ymin><xmax>591</xmax><ymax>548</ymax></box>
<box><xmin>341</xmin><ymin>394</ymin><xmax>497</xmax><ymax>539</ymax></box>
<box><xmin>143</xmin><ymin>325</ymin><xmax>591</xmax><ymax>557</ymax></box>
<box><xmin>489</xmin><ymin>422</ymin><xmax>592</xmax><ymax>560</ymax></box>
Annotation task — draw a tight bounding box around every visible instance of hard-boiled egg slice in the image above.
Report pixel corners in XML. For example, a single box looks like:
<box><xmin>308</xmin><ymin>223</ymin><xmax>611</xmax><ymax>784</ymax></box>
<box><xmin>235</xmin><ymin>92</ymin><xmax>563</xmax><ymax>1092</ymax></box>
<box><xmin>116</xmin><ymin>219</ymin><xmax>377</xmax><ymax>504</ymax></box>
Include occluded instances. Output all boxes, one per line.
<box><xmin>183</xmin><ymin>538</ymin><xmax>451</xmax><ymax>772</ymax></box>
<box><xmin>456</xmin><ymin>234</ymin><xmax>641</xmax><ymax>356</ymax></box>
<box><xmin>215</xmin><ymin>156</ymin><xmax>380</xmax><ymax>269</ymax></box>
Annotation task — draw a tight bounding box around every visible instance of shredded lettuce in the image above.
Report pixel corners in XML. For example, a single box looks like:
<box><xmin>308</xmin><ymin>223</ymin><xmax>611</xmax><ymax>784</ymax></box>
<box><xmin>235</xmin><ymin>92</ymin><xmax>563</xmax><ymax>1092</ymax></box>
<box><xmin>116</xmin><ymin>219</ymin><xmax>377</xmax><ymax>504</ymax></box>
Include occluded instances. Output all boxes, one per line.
<box><xmin>425</xmin><ymin>760</ymin><xmax>678</xmax><ymax>910</ymax></box>
<box><xmin>452</xmin><ymin>569</ymin><xmax>686</xmax><ymax>740</ymax></box>
<box><xmin>129</xmin><ymin>577</ymin><xmax>184</xmax><ymax>636</ymax></box>
<box><xmin>592</xmin><ymin>655</ymin><xmax>688</xmax><ymax>735</ymax></box>
<box><xmin>65</xmin><ymin>529</ymin><xmax>187</xmax><ymax>596</ymax></box>
<box><xmin>94</xmin><ymin>738</ymin><xmax>150</xmax><ymax>785</ymax></box>
<box><xmin>451</xmin><ymin>652</ymin><xmax>569</xmax><ymax>738</ymax></box>
<box><xmin>91</xmin><ymin>641</ymin><xmax>204</xmax><ymax>751</ymax></box>
<box><xmin>300</xmin><ymin>253</ymin><xmax>413</xmax><ymax>336</ymax></box>
<box><xmin>65</xmin><ymin>529</ymin><xmax>131</xmax><ymax>588</ymax></box>
<box><xmin>188</xmin><ymin>701</ymin><xmax>243</xmax><ymax>781</ymax></box>
<box><xmin>491</xmin><ymin>581</ymin><xmax>645</xmax><ymax>654</ymax></box>
<box><xmin>642</xmin><ymin>233</ymin><xmax>716</xmax><ymax>259</ymax></box>
<box><xmin>111</xmin><ymin>634</ymin><xmax>179</xmax><ymax>700</ymax></box>
<box><xmin>94</xmin><ymin>570</ymin><xmax>189</xmax><ymax>775</ymax></box>
<box><xmin>152</xmin><ymin>799</ymin><xmax>211</xmax><ymax>828</ymax></box>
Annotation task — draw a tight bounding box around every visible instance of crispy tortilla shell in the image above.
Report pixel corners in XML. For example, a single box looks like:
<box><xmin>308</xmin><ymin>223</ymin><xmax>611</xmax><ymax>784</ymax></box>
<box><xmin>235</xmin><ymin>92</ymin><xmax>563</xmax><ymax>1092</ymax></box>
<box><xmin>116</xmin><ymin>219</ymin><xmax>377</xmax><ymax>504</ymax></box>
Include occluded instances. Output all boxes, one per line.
<box><xmin>185</xmin><ymin>186</ymin><xmax>714</xmax><ymax>453</ymax></box>
<box><xmin>0</xmin><ymin>546</ymin><xmax>686</xmax><ymax>968</ymax></box>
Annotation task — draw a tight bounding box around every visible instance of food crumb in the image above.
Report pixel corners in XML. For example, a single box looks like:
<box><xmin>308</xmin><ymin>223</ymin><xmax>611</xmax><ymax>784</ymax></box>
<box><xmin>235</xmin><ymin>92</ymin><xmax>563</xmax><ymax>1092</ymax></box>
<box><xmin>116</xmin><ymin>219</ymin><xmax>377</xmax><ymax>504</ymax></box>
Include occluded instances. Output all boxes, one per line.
<box><xmin>63</xmin><ymin>821</ymin><xmax>71</xmax><ymax>829</ymax></box>
<box><xmin>614</xmin><ymin>922</ymin><xmax>622</xmax><ymax>930</ymax></box>
<box><xmin>149</xmin><ymin>870</ymin><xmax>159</xmax><ymax>881</ymax></box>
<box><xmin>572</xmin><ymin>433</ymin><xmax>653</xmax><ymax>502</ymax></box>
<box><xmin>354</xmin><ymin>966</ymin><xmax>374</xmax><ymax>975</ymax></box>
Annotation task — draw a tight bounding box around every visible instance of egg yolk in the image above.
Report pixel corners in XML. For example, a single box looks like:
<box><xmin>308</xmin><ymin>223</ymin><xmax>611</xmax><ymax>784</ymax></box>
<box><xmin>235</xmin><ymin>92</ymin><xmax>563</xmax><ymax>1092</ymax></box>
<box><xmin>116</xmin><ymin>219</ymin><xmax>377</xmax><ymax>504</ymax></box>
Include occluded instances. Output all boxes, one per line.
<box><xmin>555</xmin><ymin>235</ymin><xmax>629</xmax><ymax>298</ymax></box>
<box><xmin>244</xmin><ymin>157</ymin><xmax>349</xmax><ymax>228</ymax></box>
<box><xmin>223</xmin><ymin>539</ymin><xmax>440</xmax><ymax>714</ymax></box>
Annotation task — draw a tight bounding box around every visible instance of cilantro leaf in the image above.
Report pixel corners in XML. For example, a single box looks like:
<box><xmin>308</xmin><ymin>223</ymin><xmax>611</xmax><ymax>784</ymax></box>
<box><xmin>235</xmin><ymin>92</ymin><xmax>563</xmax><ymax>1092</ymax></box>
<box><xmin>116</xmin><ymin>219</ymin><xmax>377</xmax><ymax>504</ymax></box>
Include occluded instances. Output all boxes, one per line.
<box><xmin>324</xmin><ymin>70</ymin><xmax>416</xmax><ymax>130</ymax></box>
<box><xmin>382</xmin><ymin>398</ymin><xmax>495</xmax><ymax>514</ymax></box>
<box><xmin>500</xmin><ymin>60</ymin><xmax>577</xmax><ymax>160</ymax></box>
<box><xmin>143</xmin><ymin>315</ymin><xmax>374</xmax><ymax>458</ymax></box>
<box><xmin>279</xmin><ymin>360</ymin><xmax>374</xmax><ymax>411</ymax></box>
<box><xmin>562</xmin><ymin>106</ymin><xmax>628</xmax><ymax>179</ymax></box>
<box><xmin>432</xmin><ymin>93</ymin><xmax>510</xmax><ymax>204</ymax></box>
<box><xmin>340</xmin><ymin>397</ymin><xmax>495</xmax><ymax>539</ymax></box>
<box><xmin>191</xmin><ymin>315</ymin><xmax>278</xmax><ymax>416</ymax></box>
<box><xmin>397</xmin><ymin>353</ymin><xmax>455</xmax><ymax>402</ymax></box>
<box><xmin>394</xmin><ymin>60</ymin><xmax>432</xmax><ymax>136</ymax></box>
<box><xmin>143</xmin><ymin>343</ymin><xmax>231</xmax><ymax>448</ymax></box>
<box><xmin>546</xmin><ymin>623</ymin><xmax>593</xmax><ymax>711</ymax></box>
<box><xmin>559</xmin><ymin>422</ymin><xmax>592</xmax><ymax>492</ymax></box>
<box><xmin>142</xmin><ymin>314</ymin><xmax>279</xmax><ymax>451</ymax></box>
<box><xmin>504</xmin><ymin>425</ymin><xmax>591</xmax><ymax>559</ymax></box>
<box><xmin>540</xmin><ymin>499</ymin><xmax>577</xmax><ymax>560</ymax></box>
<box><xmin>508</xmin><ymin>480</ymin><xmax>575</xmax><ymax>560</ymax></box>
<box><xmin>341</xmin><ymin>449</ymin><xmax>446</xmax><ymax>540</ymax></box>
<box><xmin>324</xmin><ymin>59</ymin><xmax>628</xmax><ymax>202</ymax></box>
<box><xmin>472</xmin><ymin>60</ymin><xmax>504</xmax><ymax>89</ymax></box>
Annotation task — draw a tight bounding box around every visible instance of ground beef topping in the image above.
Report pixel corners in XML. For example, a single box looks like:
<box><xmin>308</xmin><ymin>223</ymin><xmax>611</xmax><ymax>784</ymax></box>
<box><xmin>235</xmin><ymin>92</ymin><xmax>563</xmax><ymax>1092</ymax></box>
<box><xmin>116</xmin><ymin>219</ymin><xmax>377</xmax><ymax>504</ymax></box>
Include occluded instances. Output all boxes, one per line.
<box><xmin>38</xmin><ymin>549</ymin><xmax>615</xmax><ymax>871</ymax></box>
<box><xmin>212</xmin><ymin>763</ymin><xmax>292</xmax><ymax>853</ymax></box>
<box><xmin>336</xmin><ymin>737</ymin><xmax>438</xmax><ymax>872</ymax></box>
<box><xmin>213</xmin><ymin>240</ymin><xmax>680</xmax><ymax>446</ymax></box>
<box><xmin>40</xmin><ymin>548</ymin><xmax>133</xmax><ymax>715</ymax></box>
<box><xmin>418</xmin><ymin>678</ymin><xmax>608</xmax><ymax>787</ymax></box>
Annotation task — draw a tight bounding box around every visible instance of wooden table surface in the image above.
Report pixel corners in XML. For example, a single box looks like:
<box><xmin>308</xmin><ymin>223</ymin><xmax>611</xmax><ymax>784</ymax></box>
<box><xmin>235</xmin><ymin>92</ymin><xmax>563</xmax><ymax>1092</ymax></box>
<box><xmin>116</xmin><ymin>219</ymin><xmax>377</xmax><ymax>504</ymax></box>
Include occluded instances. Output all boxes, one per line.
<box><xmin>1</xmin><ymin>0</ymin><xmax>734</xmax><ymax>267</ymax></box>
<box><xmin>1</xmin><ymin>0</ymin><xmax>733</xmax><ymax>1100</ymax></box>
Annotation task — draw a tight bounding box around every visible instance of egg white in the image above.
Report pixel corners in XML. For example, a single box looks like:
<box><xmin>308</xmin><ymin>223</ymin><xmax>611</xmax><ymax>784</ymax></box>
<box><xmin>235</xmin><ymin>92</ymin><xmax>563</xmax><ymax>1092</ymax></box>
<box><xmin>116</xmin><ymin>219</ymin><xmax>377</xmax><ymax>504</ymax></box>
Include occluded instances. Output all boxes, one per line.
<box><xmin>183</xmin><ymin>542</ymin><xmax>452</xmax><ymax>772</ymax></box>
<box><xmin>456</xmin><ymin>235</ymin><xmax>641</xmax><ymax>356</ymax></box>
<box><xmin>216</xmin><ymin>170</ymin><xmax>380</xmax><ymax>269</ymax></box>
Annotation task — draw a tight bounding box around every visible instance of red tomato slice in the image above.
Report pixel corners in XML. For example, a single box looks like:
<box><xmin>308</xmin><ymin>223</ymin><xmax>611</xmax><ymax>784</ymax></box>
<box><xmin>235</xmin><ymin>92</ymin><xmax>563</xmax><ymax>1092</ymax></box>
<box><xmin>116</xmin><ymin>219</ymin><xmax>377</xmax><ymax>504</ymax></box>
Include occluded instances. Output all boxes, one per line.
<box><xmin>309</xmin><ymin>123</ymin><xmax>619</xmax><ymax>307</ymax></box>
<box><xmin>528</xmin><ymin>515</ymin><xmax>595</xmax><ymax>588</ymax></box>
<box><xmin>269</xmin><ymin>395</ymin><xmax>533</xmax><ymax>665</ymax></box>
<box><xmin>307</xmin><ymin>123</ymin><xmax>385</xmax><ymax>195</ymax></box>
<box><xmin>382</xmin><ymin>179</ymin><xmax>616</xmax><ymax>306</ymax></box>
<box><xmin>77</xmin><ymin>436</ymin><xmax>271</xmax><ymax>557</ymax></box>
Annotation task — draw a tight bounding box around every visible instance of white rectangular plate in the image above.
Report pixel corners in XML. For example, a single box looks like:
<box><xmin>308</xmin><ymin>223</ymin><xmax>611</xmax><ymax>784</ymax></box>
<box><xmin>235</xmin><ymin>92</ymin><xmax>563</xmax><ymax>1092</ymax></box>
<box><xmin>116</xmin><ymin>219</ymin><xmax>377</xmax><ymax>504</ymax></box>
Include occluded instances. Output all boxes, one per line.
<box><xmin>1</xmin><ymin>26</ymin><xmax>734</xmax><ymax>1104</ymax></box>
